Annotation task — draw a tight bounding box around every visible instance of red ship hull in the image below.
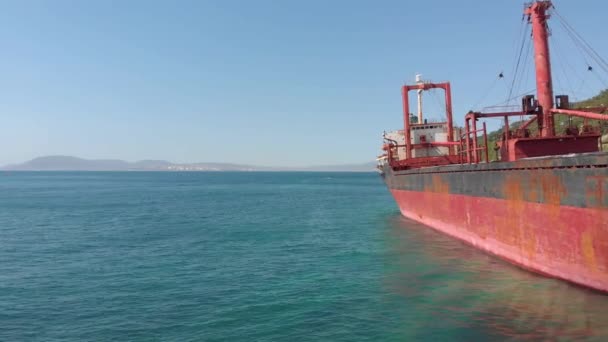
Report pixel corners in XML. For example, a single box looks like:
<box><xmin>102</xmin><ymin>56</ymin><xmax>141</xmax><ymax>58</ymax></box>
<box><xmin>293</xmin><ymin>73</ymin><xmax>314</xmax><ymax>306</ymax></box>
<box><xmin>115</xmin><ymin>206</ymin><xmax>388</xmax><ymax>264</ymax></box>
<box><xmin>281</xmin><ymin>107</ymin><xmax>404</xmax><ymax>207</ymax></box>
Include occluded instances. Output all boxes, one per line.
<box><xmin>379</xmin><ymin>1</ymin><xmax>608</xmax><ymax>292</ymax></box>
<box><xmin>382</xmin><ymin>153</ymin><xmax>608</xmax><ymax>292</ymax></box>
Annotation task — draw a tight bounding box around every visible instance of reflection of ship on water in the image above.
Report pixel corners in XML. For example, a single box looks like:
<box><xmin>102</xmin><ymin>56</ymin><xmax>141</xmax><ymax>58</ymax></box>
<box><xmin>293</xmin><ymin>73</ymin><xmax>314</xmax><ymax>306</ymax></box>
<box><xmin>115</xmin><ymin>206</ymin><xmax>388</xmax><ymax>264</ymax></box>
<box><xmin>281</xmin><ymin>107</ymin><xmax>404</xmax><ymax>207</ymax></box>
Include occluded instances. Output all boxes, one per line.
<box><xmin>383</xmin><ymin>215</ymin><xmax>608</xmax><ymax>340</ymax></box>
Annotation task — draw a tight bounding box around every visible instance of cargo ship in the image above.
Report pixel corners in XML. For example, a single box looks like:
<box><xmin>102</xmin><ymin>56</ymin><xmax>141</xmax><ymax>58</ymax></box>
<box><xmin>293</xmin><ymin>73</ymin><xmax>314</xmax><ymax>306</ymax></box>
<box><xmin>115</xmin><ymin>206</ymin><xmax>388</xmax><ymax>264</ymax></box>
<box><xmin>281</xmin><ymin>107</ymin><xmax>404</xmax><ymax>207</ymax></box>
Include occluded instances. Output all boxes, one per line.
<box><xmin>378</xmin><ymin>1</ymin><xmax>608</xmax><ymax>292</ymax></box>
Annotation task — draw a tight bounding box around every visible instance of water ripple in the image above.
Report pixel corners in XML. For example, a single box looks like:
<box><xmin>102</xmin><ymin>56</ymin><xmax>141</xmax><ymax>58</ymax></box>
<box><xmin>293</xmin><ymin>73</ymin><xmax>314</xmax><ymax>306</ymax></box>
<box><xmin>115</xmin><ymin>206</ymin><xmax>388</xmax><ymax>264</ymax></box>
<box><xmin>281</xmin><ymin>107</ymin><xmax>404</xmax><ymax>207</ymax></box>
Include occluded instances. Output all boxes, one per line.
<box><xmin>0</xmin><ymin>172</ymin><xmax>607</xmax><ymax>341</ymax></box>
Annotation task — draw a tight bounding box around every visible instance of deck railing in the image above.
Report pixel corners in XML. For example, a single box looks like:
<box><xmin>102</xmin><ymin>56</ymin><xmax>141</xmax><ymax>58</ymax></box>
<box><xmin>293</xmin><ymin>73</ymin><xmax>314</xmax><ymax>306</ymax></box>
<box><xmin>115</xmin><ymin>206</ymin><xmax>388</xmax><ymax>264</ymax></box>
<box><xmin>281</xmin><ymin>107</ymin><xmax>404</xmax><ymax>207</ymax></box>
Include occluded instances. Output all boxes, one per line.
<box><xmin>459</xmin><ymin>122</ymin><xmax>489</xmax><ymax>164</ymax></box>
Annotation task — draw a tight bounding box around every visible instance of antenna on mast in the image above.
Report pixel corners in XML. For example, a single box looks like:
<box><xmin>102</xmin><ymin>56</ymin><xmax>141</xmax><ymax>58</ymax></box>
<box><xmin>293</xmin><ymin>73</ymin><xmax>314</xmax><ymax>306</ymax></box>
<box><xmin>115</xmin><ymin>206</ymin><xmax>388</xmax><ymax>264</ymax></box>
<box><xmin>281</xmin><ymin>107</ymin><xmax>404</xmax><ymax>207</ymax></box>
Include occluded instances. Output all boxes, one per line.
<box><xmin>416</xmin><ymin>74</ymin><xmax>423</xmax><ymax>124</ymax></box>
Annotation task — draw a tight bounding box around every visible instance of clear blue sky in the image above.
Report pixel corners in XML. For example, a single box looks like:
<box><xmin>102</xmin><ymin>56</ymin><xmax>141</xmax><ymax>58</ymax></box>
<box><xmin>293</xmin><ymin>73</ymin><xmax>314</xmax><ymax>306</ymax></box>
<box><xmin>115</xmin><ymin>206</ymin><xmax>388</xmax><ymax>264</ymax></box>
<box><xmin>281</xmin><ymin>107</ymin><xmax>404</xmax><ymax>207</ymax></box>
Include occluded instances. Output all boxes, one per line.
<box><xmin>1</xmin><ymin>0</ymin><xmax>607</xmax><ymax>167</ymax></box>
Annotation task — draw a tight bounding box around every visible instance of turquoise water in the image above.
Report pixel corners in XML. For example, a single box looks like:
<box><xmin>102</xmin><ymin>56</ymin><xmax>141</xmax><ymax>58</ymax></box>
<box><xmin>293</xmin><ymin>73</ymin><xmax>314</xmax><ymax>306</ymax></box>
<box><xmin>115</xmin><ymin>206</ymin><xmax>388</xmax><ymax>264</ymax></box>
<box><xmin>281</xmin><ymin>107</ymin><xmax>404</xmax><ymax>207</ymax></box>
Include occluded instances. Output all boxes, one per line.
<box><xmin>1</xmin><ymin>171</ymin><xmax>608</xmax><ymax>341</ymax></box>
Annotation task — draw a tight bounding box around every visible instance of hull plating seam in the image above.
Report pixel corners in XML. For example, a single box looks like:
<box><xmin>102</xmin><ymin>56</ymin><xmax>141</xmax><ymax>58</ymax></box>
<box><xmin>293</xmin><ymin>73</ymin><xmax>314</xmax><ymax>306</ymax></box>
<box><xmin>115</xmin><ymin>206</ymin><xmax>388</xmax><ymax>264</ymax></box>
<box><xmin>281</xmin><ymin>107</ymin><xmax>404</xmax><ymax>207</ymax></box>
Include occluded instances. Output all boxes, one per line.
<box><xmin>392</xmin><ymin>163</ymin><xmax>608</xmax><ymax>176</ymax></box>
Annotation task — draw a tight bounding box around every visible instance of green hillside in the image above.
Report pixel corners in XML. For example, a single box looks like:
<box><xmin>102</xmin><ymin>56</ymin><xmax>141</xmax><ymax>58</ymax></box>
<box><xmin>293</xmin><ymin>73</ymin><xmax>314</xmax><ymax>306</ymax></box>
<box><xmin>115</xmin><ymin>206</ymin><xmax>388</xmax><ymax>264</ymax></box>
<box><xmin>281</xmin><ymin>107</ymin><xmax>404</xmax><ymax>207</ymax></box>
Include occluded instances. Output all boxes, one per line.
<box><xmin>575</xmin><ymin>89</ymin><xmax>608</xmax><ymax>107</ymax></box>
<box><xmin>555</xmin><ymin>89</ymin><xmax>608</xmax><ymax>137</ymax></box>
<box><xmin>482</xmin><ymin>89</ymin><xmax>608</xmax><ymax>160</ymax></box>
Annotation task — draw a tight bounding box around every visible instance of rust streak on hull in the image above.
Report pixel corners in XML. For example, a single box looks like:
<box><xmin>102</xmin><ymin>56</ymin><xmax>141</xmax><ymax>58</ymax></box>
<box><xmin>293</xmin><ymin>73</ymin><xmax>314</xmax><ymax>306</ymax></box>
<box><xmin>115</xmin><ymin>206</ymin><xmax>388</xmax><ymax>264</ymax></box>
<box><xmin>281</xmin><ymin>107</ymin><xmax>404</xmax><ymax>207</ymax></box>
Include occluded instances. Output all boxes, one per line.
<box><xmin>381</xmin><ymin>153</ymin><xmax>608</xmax><ymax>291</ymax></box>
<box><xmin>390</xmin><ymin>188</ymin><xmax>608</xmax><ymax>292</ymax></box>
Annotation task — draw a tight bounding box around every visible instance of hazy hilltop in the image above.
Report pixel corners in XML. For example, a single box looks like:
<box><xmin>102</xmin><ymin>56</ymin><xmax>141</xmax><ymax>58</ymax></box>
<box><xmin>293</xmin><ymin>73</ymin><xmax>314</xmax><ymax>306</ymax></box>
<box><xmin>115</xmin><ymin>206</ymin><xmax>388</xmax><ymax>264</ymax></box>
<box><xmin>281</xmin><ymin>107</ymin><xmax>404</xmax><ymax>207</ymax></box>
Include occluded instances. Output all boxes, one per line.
<box><xmin>3</xmin><ymin>156</ymin><xmax>131</xmax><ymax>171</ymax></box>
<box><xmin>2</xmin><ymin>156</ymin><xmax>263</xmax><ymax>171</ymax></box>
<box><xmin>297</xmin><ymin>162</ymin><xmax>376</xmax><ymax>172</ymax></box>
<box><xmin>131</xmin><ymin>160</ymin><xmax>173</xmax><ymax>170</ymax></box>
<box><xmin>2</xmin><ymin>156</ymin><xmax>375</xmax><ymax>172</ymax></box>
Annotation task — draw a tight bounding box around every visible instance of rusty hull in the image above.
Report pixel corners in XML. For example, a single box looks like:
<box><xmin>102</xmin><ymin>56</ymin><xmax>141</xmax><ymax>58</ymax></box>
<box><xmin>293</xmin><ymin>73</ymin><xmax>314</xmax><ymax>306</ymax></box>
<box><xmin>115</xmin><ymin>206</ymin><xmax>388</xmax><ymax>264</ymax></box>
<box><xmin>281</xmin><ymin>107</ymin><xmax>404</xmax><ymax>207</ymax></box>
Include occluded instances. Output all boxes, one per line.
<box><xmin>382</xmin><ymin>152</ymin><xmax>608</xmax><ymax>291</ymax></box>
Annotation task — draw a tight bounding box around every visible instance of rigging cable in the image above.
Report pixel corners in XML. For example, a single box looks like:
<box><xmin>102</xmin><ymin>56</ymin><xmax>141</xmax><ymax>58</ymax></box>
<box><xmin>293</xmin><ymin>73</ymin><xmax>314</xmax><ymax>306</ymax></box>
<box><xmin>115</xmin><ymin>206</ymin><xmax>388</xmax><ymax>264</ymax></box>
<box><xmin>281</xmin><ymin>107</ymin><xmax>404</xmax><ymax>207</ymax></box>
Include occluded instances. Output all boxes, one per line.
<box><xmin>514</xmin><ymin>32</ymin><xmax>533</xmax><ymax>102</ymax></box>
<box><xmin>553</xmin><ymin>8</ymin><xmax>608</xmax><ymax>73</ymax></box>
<box><xmin>493</xmin><ymin>88</ymin><xmax>536</xmax><ymax>107</ymax></box>
<box><xmin>549</xmin><ymin>22</ymin><xmax>592</xmax><ymax>101</ymax></box>
<box><xmin>559</xmin><ymin>20</ymin><xmax>608</xmax><ymax>76</ymax></box>
<box><xmin>548</xmin><ymin>32</ymin><xmax>567</xmax><ymax>97</ymax></box>
<box><xmin>471</xmin><ymin>73</ymin><xmax>504</xmax><ymax>111</ymax></box>
<box><xmin>516</xmin><ymin>38</ymin><xmax>534</xmax><ymax>122</ymax></box>
<box><xmin>506</xmin><ymin>19</ymin><xmax>531</xmax><ymax>106</ymax></box>
<box><xmin>552</xmin><ymin>9</ymin><xmax>608</xmax><ymax>89</ymax></box>
<box><xmin>428</xmin><ymin>89</ymin><xmax>447</xmax><ymax>121</ymax></box>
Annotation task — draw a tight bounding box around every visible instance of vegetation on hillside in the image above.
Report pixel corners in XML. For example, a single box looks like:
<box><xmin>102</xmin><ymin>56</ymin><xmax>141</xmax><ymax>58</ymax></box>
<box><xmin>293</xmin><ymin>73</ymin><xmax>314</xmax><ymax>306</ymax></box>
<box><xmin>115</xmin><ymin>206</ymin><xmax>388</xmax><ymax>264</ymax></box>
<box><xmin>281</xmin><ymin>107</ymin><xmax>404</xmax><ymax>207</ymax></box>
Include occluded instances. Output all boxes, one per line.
<box><xmin>480</xmin><ymin>89</ymin><xmax>608</xmax><ymax>160</ymax></box>
<box><xmin>575</xmin><ymin>89</ymin><xmax>608</xmax><ymax>107</ymax></box>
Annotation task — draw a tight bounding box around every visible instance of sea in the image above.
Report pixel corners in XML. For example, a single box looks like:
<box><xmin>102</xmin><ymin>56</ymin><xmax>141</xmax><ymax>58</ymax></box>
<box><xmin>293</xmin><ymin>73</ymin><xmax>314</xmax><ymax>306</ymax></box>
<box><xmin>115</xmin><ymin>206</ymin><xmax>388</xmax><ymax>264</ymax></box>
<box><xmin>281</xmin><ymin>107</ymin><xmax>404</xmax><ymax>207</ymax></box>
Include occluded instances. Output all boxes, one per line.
<box><xmin>1</xmin><ymin>171</ymin><xmax>607</xmax><ymax>341</ymax></box>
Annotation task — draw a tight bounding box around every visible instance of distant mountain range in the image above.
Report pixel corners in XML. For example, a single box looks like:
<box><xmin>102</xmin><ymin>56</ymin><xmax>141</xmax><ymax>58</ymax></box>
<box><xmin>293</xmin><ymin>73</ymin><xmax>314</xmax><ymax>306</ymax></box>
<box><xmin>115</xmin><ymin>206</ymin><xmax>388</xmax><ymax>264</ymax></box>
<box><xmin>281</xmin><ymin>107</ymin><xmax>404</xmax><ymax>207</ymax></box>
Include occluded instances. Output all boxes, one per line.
<box><xmin>1</xmin><ymin>156</ymin><xmax>376</xmax><ymax>172</ymax></box>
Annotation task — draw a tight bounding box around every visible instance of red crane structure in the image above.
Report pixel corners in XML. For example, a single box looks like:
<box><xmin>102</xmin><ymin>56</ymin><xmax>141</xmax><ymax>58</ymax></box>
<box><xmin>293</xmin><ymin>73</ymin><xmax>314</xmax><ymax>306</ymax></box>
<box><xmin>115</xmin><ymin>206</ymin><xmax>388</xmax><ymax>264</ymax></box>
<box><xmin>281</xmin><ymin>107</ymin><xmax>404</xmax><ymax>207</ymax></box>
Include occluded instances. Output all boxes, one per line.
<box><xmin>386</xmin><ymin>0</ymin><xmax>608</xmax><ymax>169</ymax></box>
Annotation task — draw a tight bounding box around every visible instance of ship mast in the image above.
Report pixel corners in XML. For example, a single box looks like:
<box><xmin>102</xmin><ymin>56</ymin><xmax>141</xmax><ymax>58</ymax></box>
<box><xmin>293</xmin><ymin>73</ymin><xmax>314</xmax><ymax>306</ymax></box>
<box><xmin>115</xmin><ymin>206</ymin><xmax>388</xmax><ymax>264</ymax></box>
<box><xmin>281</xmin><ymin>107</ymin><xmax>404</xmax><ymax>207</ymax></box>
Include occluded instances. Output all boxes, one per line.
<box><xmin>526</xmin><ymin>0</ymin><xmax>555</xmax><ymax>137</ymax></box>
<box><xmin>416</xmin><ymin>74</ymin><xmax>424</xmax><ymax>124</ymax></box>
<box><xmin>389</xmin><ymin>0</ymin><xmax>608</xmax><ymax>169</ymax></box>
